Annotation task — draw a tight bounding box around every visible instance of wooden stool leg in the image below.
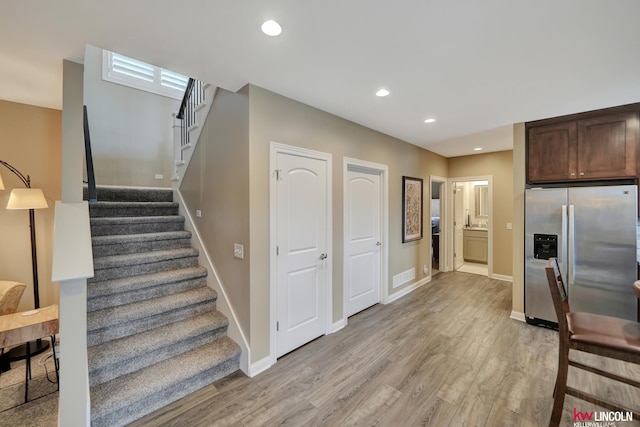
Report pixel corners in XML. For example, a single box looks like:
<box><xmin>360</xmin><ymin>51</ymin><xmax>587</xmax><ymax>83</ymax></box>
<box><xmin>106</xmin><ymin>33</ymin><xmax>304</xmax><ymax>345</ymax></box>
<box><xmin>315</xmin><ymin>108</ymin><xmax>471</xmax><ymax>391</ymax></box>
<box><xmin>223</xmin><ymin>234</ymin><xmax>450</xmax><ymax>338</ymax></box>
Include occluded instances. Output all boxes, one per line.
<box><xmin>549</xmin><ymin>343</ymin><xmax>569</xmax><ymax>427</ymax></box>
<box><xmin>24</xmin><ymin>341</ymin><xmax>30</xmax><ymax>403</ymax></box>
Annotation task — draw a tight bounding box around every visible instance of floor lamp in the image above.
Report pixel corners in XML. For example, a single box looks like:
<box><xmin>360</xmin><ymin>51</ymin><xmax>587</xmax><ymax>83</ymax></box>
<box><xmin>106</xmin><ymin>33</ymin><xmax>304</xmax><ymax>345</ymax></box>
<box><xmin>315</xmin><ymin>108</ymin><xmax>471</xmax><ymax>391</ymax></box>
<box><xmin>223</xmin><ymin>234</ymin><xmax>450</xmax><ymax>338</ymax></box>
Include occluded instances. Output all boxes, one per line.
<box><xmin>0</xmin><ymin>160</ymin><xmax>50</xmax><ymax>358</ymax></box>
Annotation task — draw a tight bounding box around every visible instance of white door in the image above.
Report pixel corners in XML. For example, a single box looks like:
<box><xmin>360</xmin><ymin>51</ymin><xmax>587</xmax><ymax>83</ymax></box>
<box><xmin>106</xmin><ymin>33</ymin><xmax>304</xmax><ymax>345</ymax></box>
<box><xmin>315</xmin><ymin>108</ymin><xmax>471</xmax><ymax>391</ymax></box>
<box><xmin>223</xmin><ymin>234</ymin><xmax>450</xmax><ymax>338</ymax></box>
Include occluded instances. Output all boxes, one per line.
<box><xmin>345</xmin><ymin>169</ymin><xmax>381</xmax><ymax>317</ymax></box>
<box><xmin>276</xmin><ymin>152</ymin><xmax>329</xmax><ymax>357</ymax></box>
<box><xmin>454</xmin><ymin>185</ymin><xmax>464</xmax><ymax>270</ymax></box>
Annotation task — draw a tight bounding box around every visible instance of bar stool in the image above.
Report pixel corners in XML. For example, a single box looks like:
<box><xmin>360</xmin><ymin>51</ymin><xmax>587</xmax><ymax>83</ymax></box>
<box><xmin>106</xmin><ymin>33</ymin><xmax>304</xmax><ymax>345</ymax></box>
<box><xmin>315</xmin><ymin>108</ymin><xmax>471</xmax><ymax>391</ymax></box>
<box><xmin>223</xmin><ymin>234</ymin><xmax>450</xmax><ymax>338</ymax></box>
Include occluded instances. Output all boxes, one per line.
<box><xmin>545</xmin><ymin>259</ymin><xmax>640</xmax><ymax>427</ymax></box>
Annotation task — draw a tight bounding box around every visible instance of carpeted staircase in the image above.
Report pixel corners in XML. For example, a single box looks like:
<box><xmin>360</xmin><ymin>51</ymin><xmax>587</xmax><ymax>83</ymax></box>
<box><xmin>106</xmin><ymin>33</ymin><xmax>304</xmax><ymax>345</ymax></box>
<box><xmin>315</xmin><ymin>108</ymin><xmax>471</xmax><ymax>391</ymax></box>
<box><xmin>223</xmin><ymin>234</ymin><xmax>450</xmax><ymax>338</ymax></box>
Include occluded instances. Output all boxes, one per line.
<box><xmin>85</xmin><ymin>186</ymin><xmax>240</xmax><ymax>427</ymax></box>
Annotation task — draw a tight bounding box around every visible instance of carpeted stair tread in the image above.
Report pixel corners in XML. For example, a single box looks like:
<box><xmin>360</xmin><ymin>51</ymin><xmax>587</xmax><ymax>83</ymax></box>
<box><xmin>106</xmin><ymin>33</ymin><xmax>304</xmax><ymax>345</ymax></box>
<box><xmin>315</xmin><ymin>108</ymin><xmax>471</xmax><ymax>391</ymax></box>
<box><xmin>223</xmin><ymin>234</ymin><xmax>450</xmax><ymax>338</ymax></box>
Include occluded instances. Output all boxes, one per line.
<box><xmin>92</xmin><ymin>231</ymin><xmax>192</xmax><ymax>247</ymax></box>
<box><xmin>92</xmin><ymin>231</ymin><xmax>193</xmax><ymax>257</ymax></box>
<box><xmin>91</xmin><ymin>215</ymin><xmax>184</xmax><ymax>226</ymax></box>
<box><xmin>90</xmin><ymin>215</ymin><xmax>185</xmax><ymax>236</ymax></box>
<box><xmin>92</xmin><ymin>247</ymin><xmax>198</xmax><ymax>268</ymax></box>
<box><xmin>85</xmin><ymin>186</ymin><xmax>174</xmax><ymax>203</ymax></box>
<box><xmin>88</xmin><ymin>311</ymin><xmax>229</xmax><ymax>386</ymax></box>
<box><xmin>90</xmin><ymin>248</ymin><xmax>199</xmax><ymax>281</ymax></box>
<box><xmin>88</xmin><ymin>266</ymin><xmax>208</xmax><ymax>299</ymax></box>
<box><xmin>90</xmin><ymin>337</ymin><xmax>240</xmax><ymax>427</ymax></box>
<box><xmin>87</xmin><ymin>267</ymin><xmax>209</xmax><ymax>312</ymax></box>
<box><xmin>89</xmin><ymin>201</ymin><xmax>179</xmax><ymax>218</ymax></box>
<box><xmin>87</xmin><ymin>286</ymin><xmax>216</xmax><ymax>332</ymax></box>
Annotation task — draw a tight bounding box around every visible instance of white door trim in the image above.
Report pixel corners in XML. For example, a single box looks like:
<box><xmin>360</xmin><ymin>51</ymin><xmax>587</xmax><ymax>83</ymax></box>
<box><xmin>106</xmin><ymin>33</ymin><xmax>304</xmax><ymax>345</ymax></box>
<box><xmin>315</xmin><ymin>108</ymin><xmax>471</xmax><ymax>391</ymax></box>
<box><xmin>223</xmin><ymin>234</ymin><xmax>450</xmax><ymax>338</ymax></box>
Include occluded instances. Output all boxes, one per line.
<box><xmin>446</xmin><ymin>175</ymin><xmax>493</xmax><ymax>276</ymax></box>
<box><xmin>429</xmin><ymin>175</ymin><xmax>448</xmax><ymax>274</ymax></box>
<box><xmin>342</xmin><ymin>157</ymin><xmax>389</xmax><ymax>326</ymax></box>
<box><xmin>269</xmin><ymin>142</ymin><xmax>333</xmax><ymax>364</ymax></box>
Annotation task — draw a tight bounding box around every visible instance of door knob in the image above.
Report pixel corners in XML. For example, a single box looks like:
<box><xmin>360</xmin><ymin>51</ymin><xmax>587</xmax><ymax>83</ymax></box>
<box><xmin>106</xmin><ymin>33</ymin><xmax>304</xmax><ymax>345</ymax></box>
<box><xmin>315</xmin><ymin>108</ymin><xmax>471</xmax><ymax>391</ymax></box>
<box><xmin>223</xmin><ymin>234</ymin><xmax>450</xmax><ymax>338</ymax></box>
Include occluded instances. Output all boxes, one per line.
<box><xmin>376</xmin><ymin>242</ymin><xmax>382</xmax><ymax>246</ymax></box>
<box><xmin>319</xmin><ymin>253</ymin><xmax>328</xmax><ymax>260</ymax></box>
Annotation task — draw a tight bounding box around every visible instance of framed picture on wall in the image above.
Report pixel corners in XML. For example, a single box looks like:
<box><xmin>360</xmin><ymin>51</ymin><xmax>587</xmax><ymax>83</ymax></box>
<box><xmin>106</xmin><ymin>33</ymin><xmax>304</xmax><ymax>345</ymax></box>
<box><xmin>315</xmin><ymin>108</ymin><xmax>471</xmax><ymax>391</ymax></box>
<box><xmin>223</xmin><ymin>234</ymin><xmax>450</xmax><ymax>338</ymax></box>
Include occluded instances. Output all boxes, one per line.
<box><xmin>402</xmin><ymin>176</ymin><xmax>423</xmax><ymax>243</ymax></box>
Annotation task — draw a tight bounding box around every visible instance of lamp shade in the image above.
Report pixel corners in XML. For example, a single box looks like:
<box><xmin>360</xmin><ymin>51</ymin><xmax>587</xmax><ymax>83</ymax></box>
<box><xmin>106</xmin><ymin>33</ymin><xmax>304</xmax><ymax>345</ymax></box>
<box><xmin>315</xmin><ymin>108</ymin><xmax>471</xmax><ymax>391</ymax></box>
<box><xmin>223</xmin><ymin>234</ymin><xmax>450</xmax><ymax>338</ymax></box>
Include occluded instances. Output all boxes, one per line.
<box><xmin>0</xmin><ymin>172</ymin><xmax>4</xmax><ymax>190</ymax></box>
<box><xmin>7</xmin><ymin>188</ymin><xmax>48</xmax><ymax>210</ymax></box>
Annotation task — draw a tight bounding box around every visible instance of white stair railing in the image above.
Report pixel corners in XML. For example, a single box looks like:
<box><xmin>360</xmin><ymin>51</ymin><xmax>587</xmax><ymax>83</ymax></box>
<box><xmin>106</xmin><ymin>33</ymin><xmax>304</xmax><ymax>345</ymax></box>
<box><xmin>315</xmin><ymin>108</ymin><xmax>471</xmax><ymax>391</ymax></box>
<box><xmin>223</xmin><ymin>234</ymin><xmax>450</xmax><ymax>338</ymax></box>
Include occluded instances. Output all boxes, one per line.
<box><xmin>172</xmin><ymin>79</ymin><xmax>215</xmax><ymax>182</ymax></box>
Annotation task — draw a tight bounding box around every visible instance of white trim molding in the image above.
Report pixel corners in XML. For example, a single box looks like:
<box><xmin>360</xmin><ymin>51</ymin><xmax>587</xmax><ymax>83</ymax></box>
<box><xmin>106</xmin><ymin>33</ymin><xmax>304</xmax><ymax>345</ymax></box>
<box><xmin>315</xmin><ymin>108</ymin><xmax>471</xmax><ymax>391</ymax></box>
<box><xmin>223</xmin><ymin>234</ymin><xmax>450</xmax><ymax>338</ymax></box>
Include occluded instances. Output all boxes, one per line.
<box><xmin>510</xmin><ymin>311</ymin><xmax>526</xmax><ymax>322</ymax></box>
<box><xmin>248</xmin><ymin>356</ymin><xmax>275</xmax><ymax>378</ymax></box>
<box><xmin>446</xmin><ymin>175</ymin><xmax>494</xmax><ymax>276</ymax></box>
<box><xmin>490</xmin><ymin>273</ymin><xmax>513</xmax><ymax>282</ymax></box>
<box><xmin>332</xmin><ymin>319</ymin><xmax>347</xmax><ymax>333</ymax></box>
<box><xmin>386</xmin><ymin>276</ymin><xmax>431</xmax><ymax>304</ymax></box>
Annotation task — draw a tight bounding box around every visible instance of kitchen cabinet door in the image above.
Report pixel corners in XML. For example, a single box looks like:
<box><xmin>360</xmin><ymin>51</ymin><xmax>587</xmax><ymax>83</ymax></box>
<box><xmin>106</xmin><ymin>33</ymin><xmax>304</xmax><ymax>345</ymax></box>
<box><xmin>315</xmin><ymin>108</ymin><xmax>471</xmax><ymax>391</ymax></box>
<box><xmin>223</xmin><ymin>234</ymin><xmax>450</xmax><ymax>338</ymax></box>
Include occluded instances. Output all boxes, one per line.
<box><xmin>527</xmin><ymin>122</ymin><xmax>577</xmax><ymax>182</ymax></box>
<box><xmin>576</xmin><ymin>111</ymin><xmax>638</xmax><ymax>180</ymax></box>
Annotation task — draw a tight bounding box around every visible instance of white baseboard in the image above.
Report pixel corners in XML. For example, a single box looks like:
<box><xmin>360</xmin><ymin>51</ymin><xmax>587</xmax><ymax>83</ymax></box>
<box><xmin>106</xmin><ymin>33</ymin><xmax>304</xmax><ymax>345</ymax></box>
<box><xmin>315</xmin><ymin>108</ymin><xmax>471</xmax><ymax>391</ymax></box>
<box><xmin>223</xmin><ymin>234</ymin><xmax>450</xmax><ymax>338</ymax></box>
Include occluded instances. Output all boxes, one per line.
<box><xmin>510</xmin><ymin>311</ymin><xmax>526</xmax><ymax>322</ymax></box>
<box><xmin>248</xmin><ymin>355</ymin><xmax>276</xmax><ymax>378</ymax></box>
<box><xmin>491</xmin><ymin>273</ymin><xmax>513</xmax><ymax>282</ymax></box>
<box><xmin>332</xmin><ymin>319</ymin><xmax>346</xmax><ymax>333</ymax></box>
<box><xmin>386</xmin><ymin>276</ymin><xmax>431</xmax><ymax>303</ymax></box>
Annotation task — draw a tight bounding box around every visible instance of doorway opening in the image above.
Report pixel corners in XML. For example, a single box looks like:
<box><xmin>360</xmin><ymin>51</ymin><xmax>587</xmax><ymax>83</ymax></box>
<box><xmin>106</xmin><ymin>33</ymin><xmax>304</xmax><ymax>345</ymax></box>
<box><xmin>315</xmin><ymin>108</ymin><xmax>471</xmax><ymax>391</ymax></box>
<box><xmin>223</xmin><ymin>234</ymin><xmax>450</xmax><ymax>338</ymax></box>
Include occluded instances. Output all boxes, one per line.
<box><xmin>430</xmin><ymin>175</ymin><xmax>447</xmax><ymax>277</ymax></box>
<box><xmin>449</xmin><ymin>176</ymin><xmax>493</xmax><ymax>277</ymax></box>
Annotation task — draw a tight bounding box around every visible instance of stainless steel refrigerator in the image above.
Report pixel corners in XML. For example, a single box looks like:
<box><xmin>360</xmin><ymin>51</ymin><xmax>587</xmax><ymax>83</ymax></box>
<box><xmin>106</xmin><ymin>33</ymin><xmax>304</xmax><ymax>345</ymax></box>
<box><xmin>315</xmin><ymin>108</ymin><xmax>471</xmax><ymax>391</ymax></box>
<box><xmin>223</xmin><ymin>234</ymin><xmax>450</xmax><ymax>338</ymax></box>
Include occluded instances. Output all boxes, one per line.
<box><xmin>525</xmin><ymin>185</ymin><xmax>638</xmax><ymax>325</ymax></box>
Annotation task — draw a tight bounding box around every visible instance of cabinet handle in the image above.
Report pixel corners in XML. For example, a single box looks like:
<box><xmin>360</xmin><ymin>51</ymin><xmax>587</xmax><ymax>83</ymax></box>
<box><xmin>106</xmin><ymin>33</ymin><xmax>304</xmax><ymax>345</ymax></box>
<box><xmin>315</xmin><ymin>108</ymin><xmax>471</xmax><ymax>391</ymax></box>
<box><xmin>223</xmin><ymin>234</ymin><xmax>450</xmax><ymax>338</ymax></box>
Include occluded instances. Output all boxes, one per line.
<box><xmin>570</xmin><ymin>172</ymin><xmax>576</xmax><ymax>176</ymax></box>
<box><xmin>579</xmin><ymin>172</ymin><xmax>585</xmax><ymax>176</ymax></box>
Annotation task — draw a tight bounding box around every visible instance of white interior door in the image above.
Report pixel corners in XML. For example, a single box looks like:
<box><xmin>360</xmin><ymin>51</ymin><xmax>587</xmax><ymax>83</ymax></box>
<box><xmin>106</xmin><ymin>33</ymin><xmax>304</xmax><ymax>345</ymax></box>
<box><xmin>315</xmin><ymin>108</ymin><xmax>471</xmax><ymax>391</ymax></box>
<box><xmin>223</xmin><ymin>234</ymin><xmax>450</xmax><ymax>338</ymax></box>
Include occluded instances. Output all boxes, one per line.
<box><xmin>276</xmin><ymin>152</ymin><xmax>329</xmax><ymax>357</ymax></box>
<box><xmin>454</xmin><ymin>185</ymin><xmax>464</xmax><ymax>270</ymax></box>
<box><xmin>345</xmin><ymin>169</ymin><xmax>381</xmax><ymax>317</ymax></box>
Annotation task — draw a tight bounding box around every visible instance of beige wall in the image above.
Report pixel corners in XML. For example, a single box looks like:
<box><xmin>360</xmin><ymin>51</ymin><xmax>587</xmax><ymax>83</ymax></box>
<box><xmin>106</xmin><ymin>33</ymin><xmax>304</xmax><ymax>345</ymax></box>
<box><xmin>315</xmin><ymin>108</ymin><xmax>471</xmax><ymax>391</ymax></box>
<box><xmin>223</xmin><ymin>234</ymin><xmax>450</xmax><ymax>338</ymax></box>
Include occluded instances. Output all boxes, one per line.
<box><xmin>512</xmin><ymin>124</ymin><xmax>525</xmax><ymax>313</ymax></box>
<box><xmin>448</xmin><ymin>150</ymin><xmax>514</xmax><ymax>277</ymax></box>
<box><xmin>248</xmin><ymin>85</ymin><xmax>447</xmax><ymax>363</ymax></box>
<box><xmin>83</xmin><ymin>45</ymin><xmax>178</xmax><ymax>187</ymax></box>
<box><xmin>180</xmin><ymin>88</ymin><xmax>251</xmax><ymax>338</ymax></box>
<box><xmin>0</xmin><ymin>99</ymin><xmax>62</xmax><ymax>311</ymax></box>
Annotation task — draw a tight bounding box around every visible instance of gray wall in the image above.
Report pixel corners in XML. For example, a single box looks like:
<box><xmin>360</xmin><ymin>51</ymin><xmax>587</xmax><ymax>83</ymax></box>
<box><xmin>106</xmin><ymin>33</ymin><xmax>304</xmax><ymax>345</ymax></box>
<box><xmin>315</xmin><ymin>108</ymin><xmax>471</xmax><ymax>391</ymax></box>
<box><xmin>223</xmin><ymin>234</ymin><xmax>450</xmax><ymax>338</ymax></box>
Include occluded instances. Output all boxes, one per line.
<box><xmin>83</xmin><ymin>45</ymin><xmax>178</xmax><ymax>187</ymax></box>
<box><xmin>180</xmin><ymin>88</ymin><xmax>251</xmax><ymax>338</ymax></box>
<box><xmin>248</xmin><ymin>85</ymin><xmax>448</xmax><ymax>363</ymax></box>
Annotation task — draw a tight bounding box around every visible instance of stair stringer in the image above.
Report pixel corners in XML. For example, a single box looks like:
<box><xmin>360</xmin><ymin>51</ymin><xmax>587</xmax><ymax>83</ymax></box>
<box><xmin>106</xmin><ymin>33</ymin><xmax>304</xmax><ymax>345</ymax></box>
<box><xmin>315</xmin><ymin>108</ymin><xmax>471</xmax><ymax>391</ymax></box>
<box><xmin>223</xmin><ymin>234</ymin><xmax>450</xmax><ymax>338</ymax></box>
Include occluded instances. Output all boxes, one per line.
<box><xmin>174</xmin><ymin>189</ymin><xmax>250</xmax><ymax>374</ymax></box>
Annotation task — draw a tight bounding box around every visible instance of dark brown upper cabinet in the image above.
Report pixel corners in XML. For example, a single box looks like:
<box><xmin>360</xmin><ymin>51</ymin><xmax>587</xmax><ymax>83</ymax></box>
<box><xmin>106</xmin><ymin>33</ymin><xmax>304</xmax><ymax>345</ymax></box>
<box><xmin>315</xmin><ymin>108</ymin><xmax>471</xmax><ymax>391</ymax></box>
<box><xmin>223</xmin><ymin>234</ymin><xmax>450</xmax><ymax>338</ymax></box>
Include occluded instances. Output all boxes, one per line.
<box><xmin>528</xmin><ymin>122</ymin><xmax>577</xmax><ymax>182</ymax></box>
<box><xmin>527</xmin><ymin>105</ymin><xmax>639</xmax><ymax>184</ymax></box>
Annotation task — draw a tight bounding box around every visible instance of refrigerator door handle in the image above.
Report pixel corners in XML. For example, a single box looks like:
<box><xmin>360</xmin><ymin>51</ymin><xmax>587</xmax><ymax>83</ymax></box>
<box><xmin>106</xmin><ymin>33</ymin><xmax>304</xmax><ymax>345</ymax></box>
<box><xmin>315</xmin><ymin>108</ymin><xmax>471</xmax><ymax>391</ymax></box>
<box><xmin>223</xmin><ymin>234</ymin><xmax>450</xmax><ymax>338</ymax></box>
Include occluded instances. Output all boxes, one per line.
<box><xmin>568</xmin><ymin>204</ymin><xmax>575</xmax><ymax>286</ymax></box>
<box><xmin>561</xmin><ymin>204</ymin><xmax>568</xmax><ymax>280</ymax></box>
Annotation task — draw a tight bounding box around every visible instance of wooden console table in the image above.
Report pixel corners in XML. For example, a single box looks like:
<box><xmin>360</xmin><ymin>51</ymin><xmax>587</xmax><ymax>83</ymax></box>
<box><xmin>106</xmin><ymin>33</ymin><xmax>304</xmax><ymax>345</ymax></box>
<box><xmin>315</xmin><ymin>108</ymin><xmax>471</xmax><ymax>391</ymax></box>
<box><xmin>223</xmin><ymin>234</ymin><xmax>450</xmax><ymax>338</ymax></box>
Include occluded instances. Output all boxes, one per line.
<box><xmin>0</xmin><ymin>305</ymin><xmax>59</xmax><ymax>402</ymax></box>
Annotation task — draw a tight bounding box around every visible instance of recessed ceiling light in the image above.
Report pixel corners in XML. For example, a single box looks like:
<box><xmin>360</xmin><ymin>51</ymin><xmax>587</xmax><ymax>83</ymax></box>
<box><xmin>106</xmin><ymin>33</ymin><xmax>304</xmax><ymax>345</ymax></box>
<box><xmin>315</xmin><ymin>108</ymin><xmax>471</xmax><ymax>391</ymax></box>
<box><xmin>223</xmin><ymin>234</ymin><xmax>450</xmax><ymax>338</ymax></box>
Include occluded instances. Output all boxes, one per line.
<box><xmin>376</xmin><ymin>89</ymin><xmax>390</xmax><ymax>97</ymax></box>
<box><xmin>423</xmin><ymin>118</ymin><xmax>436</xmax><ymax>124</ymax></box>
<box><xmin>261</xmin><ymin>20</ymin><xmax>282</xmax><ymax>36</ymax></box>
<box><xmin>473</xmin><ymin>147</ymin><xmax>483</xmax><ymax>151</ymax></box>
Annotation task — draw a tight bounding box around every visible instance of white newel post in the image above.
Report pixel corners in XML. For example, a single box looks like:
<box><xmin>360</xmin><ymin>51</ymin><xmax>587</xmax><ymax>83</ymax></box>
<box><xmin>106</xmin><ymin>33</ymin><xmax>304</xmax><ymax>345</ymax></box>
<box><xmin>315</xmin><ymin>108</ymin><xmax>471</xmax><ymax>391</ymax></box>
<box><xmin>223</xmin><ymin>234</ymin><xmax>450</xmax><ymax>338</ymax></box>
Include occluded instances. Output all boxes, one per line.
<box><xmin>54</xmin><ymin>59</ymin><xmax>93</xmax><ymax>426</ymax></box>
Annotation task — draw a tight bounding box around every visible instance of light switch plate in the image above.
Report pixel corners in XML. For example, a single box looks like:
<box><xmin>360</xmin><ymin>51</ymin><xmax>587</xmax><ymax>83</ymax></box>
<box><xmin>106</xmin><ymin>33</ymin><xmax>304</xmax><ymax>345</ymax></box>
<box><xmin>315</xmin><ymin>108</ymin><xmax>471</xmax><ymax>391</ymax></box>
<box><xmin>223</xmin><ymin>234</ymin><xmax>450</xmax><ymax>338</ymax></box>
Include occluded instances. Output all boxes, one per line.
<box><xmin>506</xmin><ymin>222</ymin><xmax>512</xmax><ymax>230</ymax></box>
<box><xmin>155</xmin><ymin>174</ymin><xmax>164</xmax><ymax>180</ymax></box>
<box><xmin>234</xmin><ymin>243</ymin><xmax>244</xmax><ymax>259</ymax></box>
<box><xmin>196</xmin><ymin>210</ymin><xmax>202</xmax><ymax>218</ymax></box>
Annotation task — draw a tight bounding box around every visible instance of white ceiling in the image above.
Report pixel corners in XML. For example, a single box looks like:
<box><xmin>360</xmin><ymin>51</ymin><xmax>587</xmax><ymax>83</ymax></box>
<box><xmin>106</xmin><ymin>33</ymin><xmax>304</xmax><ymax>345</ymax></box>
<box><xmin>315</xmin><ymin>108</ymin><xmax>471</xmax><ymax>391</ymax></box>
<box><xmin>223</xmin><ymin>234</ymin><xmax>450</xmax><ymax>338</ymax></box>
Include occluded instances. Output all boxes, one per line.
<box><xmin>2</xmin><ymin>0</ymin><xmax>640</xmax><ymax>158</ymax></box>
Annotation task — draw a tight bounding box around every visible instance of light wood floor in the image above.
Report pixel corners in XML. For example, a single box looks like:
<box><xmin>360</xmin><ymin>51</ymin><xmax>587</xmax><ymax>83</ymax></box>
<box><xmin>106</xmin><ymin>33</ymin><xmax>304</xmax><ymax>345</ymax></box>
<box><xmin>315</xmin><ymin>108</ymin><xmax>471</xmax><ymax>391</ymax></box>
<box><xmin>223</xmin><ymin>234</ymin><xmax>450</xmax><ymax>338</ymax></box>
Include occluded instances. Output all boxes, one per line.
<box><xmin>131</xmin><ymin>272</ymin><xmax>640</xmax><ymax>427</ymax></box>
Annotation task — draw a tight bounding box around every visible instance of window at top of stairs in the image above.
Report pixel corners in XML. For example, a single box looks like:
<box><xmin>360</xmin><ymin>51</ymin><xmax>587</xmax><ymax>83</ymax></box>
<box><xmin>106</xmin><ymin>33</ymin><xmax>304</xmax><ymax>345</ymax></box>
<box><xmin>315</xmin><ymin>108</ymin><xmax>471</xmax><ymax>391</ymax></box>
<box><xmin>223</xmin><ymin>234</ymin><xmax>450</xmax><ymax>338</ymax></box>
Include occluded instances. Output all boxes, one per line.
<box><xmin>102</xmin><ymin>49</ymin><xmax>189</xmax><ymax>100</ymax></box>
